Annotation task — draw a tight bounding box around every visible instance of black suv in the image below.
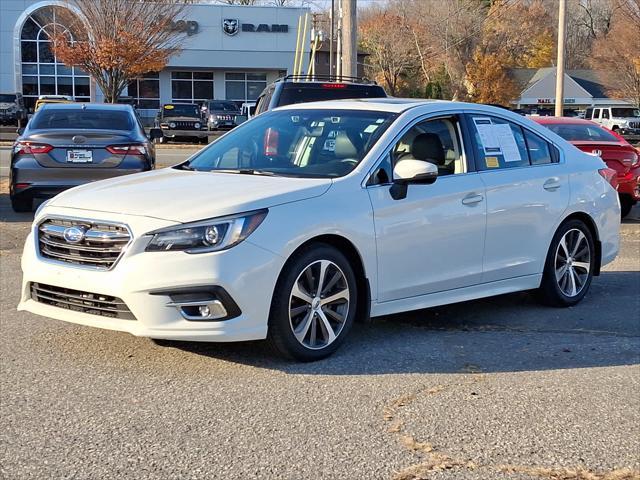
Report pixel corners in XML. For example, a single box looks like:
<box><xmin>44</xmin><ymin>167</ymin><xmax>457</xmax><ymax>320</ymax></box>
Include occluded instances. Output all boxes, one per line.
<box><xmin>155</xmin><ymin>103</ymin><xmax>209</xmax><ymax>144</ymax></box>
<box><xmin>0</xmin><ymin>93</ymin><xmax>28</xmax><ymax>126</ymax></box>
<box><xmin>254</xmin><ymin>75</ymin><xmax>387</xmax><ymax>116</ymax></box>
<box><xmin>204</xmin><ymin>100</ymin><xmax>241</xmax><ymax>131</ymax></box>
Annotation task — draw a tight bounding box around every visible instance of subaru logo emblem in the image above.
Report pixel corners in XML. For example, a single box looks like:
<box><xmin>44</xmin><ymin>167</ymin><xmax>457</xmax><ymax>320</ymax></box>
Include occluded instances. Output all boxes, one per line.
<box><xmin>63</xmin><ymin>226</ymin><xmax>86</xmax><ymax>244</ymax></box>
<box><xmin>592</xmin><ymin>149</ymin><xmax>602</xmax><ymax>157</ymax></box>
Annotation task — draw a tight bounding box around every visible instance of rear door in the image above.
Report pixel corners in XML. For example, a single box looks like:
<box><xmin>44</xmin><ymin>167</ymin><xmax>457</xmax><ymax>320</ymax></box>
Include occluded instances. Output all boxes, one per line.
<box><xmin>466</xmin><ymin>113</ymin><xmax>570</xmax><ymax>282</ymax></box>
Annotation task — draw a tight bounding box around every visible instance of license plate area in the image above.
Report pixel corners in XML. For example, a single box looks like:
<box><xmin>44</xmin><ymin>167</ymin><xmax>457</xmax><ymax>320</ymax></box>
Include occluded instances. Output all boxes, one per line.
<box><xmin>67</xmin><ymin>149</ymin><xmax>93</xmax><ymax>163</ymax></box>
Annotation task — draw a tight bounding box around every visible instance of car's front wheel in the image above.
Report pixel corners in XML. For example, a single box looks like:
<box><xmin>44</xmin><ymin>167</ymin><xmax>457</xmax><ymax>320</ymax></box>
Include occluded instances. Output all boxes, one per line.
<box><xmin>268</xmin><ymin>244</ymin><xmax>357</xmax><ymax>361</ymax></box>
<box><xmin>538</xmin><ymin>219</ymin><xmax>595</xmax><ymax>307</ymax></box>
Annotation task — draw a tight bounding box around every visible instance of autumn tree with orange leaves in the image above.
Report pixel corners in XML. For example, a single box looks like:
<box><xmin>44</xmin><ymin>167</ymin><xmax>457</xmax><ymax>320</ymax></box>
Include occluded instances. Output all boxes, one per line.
<box><xmin>50</xmin><ymin>0</ymin><xmax>190</xmax><ymax>103</ymax></box>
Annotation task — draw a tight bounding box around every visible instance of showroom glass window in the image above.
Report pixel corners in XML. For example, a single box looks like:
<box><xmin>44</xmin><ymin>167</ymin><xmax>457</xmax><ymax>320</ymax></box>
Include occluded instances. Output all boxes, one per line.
<box><xmin>225</xmin><ymin>73</ymin><xmax>267</xmax><ymax>103</ymax></box>
<box><xmin>128</xmin><ymin>72</ymin><xmax>160</xmax><ymax>109</ymax></box>
<box><xmin>20</xmin><ymin>6</ymin><xmax>90</xmax><ymax>111</ymax></box>
<box><xmin>171</xmin><ymin>72</ymin><xmax>214</xmax><ymax>104</ymax></box>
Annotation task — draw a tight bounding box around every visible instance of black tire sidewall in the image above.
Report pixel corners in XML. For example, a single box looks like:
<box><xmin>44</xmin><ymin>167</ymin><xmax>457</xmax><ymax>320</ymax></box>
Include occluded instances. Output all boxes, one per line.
<box><xmin>268</xmin><ymin>244</ymin><xmax>358</xmax><ymax>361</ymax></box>
<box><xmin>541</xmin><ymin>219</ymin><xmax>595</xmax><ymax>307</ymax></box>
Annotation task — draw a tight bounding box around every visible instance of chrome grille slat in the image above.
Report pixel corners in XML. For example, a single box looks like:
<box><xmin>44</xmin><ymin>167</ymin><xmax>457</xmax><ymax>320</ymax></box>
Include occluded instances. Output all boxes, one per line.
<box><xmin>37</xmin><ymin>217</ymin><xmax>131</xmax><ymax>269</ymax></box>
<box><xmin>30</xmin><ymin>283</ymin><xmax>136</xmax><ymax>320</ymax></box>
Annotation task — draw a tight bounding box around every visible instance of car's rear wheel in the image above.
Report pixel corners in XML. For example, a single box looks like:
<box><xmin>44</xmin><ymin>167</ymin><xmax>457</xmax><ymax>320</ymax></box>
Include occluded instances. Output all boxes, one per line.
<box><xmin>10</xmin><ymin>195</ymin><xmax>32</xmax><ymax>212</ymax></box>
<box><xmin>619</xmin><ymin>195</ymin><xmax>634</xmax><ymax>219</ymax></box>
<box><xmin>538</xmin><ymin>219</ymin><xmax>595</xmax><ymax>307</ymax></box>
<box><xmin>268</xmin><ymin>244</ymin><xmax>357</xmax><ymax>361</ymax></box>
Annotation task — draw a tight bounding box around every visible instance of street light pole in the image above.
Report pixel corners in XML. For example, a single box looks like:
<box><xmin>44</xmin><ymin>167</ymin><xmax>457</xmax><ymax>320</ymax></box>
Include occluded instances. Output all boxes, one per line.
<box><xmin>329</xmin><ymin>0</ymin><xmax>335</xmax><ymax>77</ymax></box>
<box><xmin>555</xmin><ymin>0</ymin><xmax>567</xmax><ymax>117</ymax></box>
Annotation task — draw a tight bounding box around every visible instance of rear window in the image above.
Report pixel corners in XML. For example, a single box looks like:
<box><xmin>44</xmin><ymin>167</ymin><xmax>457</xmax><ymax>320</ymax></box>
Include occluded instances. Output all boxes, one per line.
<box><xmin>277</xmin><ymin>84</ymin><xmax>387</xmax><ymax>107</ymax></box>
<box><xmin>31</xmin><ymin>109</ymin><xmax>133</xmax><ymax>130</ymax></box>
<box><xmin>208</xmin><ymin>101</ymin><xmax>239</xmax><ymax>112</ymax></box>
<box><xmin>611</xmin><ymin>108</ymin><xmax>640</xmax><ymax>118</ymax></box>
<box><xmin>545</xmin><ymin>123</ymin><xmax>619</xmax><ymax>142</ymax></box>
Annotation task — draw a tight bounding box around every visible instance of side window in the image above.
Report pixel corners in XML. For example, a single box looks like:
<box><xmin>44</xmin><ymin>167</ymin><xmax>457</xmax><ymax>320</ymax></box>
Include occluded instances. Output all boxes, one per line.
<box><xmin>594</xmin><ymin>108</ymin><xmax>601</xmax><ymax>119</ymax></box>
<box><xmin>524</xmin><ymin>129</ymin><xmax>553</xmax><ymax>165</ymax></box>
<box><xmin>585</xmin><ymin>108</ymin><xmax>593</xmax><ymax>120</ymax></box>
<box><xmin>470</xmin><ymin>115</ymin><xmax>529</xmax><ymax>170</ymax></box>
<box><xmin>392</xmin><ymin>116</ymin><xmax>466</xmax><ymax>177</ymax></box>
<box><xmin>602</xmin><ymin>109</ymin><xmax>610</xmax><ymax>119</ymax></box>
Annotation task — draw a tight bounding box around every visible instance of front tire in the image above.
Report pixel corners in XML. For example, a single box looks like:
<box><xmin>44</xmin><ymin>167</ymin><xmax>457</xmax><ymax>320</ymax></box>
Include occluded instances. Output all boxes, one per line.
<box><xmin>538</xmin><ymin>220</ymin><xmax>595</xmax><ymax>307</ymax></box>
<box><xmin>268</xmin><ymin>244</ymin><xmax>357</xmax><ymax>361</ymax></box>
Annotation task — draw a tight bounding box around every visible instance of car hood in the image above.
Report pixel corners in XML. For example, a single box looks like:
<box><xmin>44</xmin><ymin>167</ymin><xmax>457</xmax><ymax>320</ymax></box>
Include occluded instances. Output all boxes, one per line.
<box><xmin>48</xmin><ymin>168</ymin><xmax>332</xmax><ymax>223</ymax></box>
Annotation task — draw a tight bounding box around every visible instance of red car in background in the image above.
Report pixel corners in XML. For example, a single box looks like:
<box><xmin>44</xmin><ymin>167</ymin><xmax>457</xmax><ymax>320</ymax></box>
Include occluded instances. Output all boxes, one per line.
<box><xmin>533</xmin><ymin>116</ymin><xmax>640</xmax><ymax>218</ymax></box>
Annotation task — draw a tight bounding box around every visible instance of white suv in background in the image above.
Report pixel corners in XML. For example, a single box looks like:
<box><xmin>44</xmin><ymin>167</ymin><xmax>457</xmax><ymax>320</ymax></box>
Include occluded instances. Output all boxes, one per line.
<box><xmin>19</xmin><ymin>100</ymin><xmax>620</xmax><ymax>361</ymax></box>
<box><xmin>586</xmin><ymin>106</ymin><xmax>640</xmax><ymax>139</ymax></box>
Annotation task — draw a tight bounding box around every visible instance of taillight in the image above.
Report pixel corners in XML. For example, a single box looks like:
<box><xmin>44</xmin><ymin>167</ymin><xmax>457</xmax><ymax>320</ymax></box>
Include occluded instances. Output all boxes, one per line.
<box><xmin>321</xmin><ymin>83</ymin><xmax>347</xmax><ymax>89</ymax></box>
<box><xmin>598</xmin><ymin>168</ymin><xmax>618</xmax><ymax>189</ymax></box>
<box><xmin>263</xmin><ymin>128</ymin><xmax>279</xmax><ymax>156</ymax></box>
<box><xmin>106</xmin><ymin>144</ymin><xmax>146</xmax><ymax>156</ymax></box>
<box><xmin>14</xmin><ymin>141</ymin><xmax>53</xmax><ymax>154</ymax></box>
<box><xmin>631</xmin><ymin>152</ymin><xmax>639</xmax><ymax>168</ymax></box>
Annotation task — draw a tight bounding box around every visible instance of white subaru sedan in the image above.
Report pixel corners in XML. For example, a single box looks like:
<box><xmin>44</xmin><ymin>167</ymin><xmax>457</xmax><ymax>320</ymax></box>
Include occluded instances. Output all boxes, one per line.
<box><xmin>19</xmin><ymin>99</ymin><xmax>620</xmax><ymax>361</ymax></box>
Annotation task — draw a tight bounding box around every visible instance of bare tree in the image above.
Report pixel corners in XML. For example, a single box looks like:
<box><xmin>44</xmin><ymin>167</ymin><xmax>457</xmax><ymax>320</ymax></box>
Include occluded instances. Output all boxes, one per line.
<box><xmin>51</xmin><ymin>0</ymin><xmax>190</xmax><ymax>103</ymax></box>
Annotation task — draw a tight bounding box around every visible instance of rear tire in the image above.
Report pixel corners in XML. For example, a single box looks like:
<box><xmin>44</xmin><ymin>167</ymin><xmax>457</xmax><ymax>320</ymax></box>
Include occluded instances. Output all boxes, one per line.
<box><xmin>268</xmin><ymin>244</ymin><xmax>357</xmax><ymax>361</ymax></box>
<box><xmin>10</xmin><ymin>195</ymin><xmax>32</xmax><ymax>212</ymax></box>
<box><xmin>538</xmin><ymin>219</ymin><xmax>595</xmax><ymax>307</ymax></box>
<box><xmin>620</xmin><ymin>195</ymin><xmax>633</xmax><ymax>219</ymax></box>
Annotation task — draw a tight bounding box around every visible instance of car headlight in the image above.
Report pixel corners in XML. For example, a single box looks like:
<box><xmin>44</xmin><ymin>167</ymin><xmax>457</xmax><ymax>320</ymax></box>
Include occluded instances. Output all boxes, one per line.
<box><xmin>145</xmin><ymin>209</ymin><xmax>268</xmax><ymax>253</ymax></box>
<box><xmin>169</xmin><ymin>122</ymin><xmax>176</xmax><ymax>128</ymax></box>
<box><xmin>194</xmin><ymin>122</ymin><xmax>201</xmax><ymax>129</ymax></box>
<box><xmin>209</xmin><ymin>114</ymin><xmax>217</xmax><ymax>122</ymax></box>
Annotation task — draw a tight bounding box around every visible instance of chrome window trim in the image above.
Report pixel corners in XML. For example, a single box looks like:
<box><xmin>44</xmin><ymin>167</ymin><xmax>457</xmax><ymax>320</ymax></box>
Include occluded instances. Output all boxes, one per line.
<box><xmin>35</xmin><ymin>215</ymin><xmax>133</xmax><ymax>271</ymax></box>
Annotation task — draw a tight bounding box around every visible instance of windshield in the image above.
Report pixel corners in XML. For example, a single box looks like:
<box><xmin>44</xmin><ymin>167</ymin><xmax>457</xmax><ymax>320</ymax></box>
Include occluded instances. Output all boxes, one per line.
<box><xmin>182</xmin><ymin>109</ymin><xmax>396</xmax><ymax>178</ymax></box>
<box><xmin>545</xmin><ymin>123</ymin><xmax>619</xmax><ymax>142</ymax></box>
<box><xmin>0</xmin><ymin>94</ymin><xmax>15</xmax><ymax>103</ymax></box>
<box><xmin>611</xmin><ymin>108</ymin><xmax>640</xmax><ymax>118</ymax></box>
<box><xmin>208</xmin><ymin>101</ymin><xmax>239</xmax><ymax>112</ymax></box>
<box><xmin>31</xmin><ymin>109</ymin><xmax>133</xmax><ymax>130</ymax></box>
<box><xmin>163</xmin><ymin>104</ymin><xmax>200</xmax><ymax>117</ymax></box>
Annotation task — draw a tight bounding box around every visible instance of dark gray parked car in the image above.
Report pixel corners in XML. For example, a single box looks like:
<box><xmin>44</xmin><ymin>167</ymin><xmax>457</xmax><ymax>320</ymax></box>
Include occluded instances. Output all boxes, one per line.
<box><xmin>204</xmin><ymin>100</ymin><xmax>241</xmax><ymax>131</ymax></box>
<box><xmin>10</xmin><ymin>103</ymin><xmax>161</xmax><ymax>212</ymax></box>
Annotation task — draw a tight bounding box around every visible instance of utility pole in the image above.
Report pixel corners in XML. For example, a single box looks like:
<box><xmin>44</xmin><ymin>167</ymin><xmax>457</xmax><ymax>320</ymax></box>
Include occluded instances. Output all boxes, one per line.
<box><xmin>554</xmin><ymin>0</ymin><xmax>567</xmax><ymax>117</ymax></box>
<box><xmin>329</xmin><ymin>0</ymin><xmax>335</xmax><ymax>77</ymax></box>
<box><xmin>341</xmin><ymin>0</ymin><xmax>357</xmax><ymax>79</ymax></box>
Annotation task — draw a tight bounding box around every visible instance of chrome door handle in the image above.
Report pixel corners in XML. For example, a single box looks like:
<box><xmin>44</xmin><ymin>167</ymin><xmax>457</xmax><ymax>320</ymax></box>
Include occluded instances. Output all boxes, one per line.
<box><xmin>462</xmin><ymin>194</ymin><xmax>484</xmax><ymax>205</ymax></box>
<box><xmin>543</xmin><ymin>178</ymin><xmax>561</xmax><ymax>191</ymax></box>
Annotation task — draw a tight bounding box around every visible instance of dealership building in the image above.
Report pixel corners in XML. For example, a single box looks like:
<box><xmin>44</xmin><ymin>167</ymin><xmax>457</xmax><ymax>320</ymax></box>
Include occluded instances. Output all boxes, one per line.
<box><xmin>0</xmin><ymin>0</ymin><xmax>308</xmax><ymax>118</ymax></box>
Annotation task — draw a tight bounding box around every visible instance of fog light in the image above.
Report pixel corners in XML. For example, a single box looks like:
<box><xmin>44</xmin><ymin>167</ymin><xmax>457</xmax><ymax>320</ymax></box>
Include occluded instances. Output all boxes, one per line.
<box><xmin>199</xmin><ymin>305</ymin><xmax>211</xmax><ymax>317</ymax></box>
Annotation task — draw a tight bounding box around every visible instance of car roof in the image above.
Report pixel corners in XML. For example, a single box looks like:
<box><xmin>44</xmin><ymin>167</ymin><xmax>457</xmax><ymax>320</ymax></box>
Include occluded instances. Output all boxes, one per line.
<box><xmin>275</xmin><ymin>98</ymin><xmax>479</xmax><ymax>114</ymax></box>
<box><xmin>40</xmin><ymin>102</ymin><xmax>132</xmax><ymax>112</ymax></box>
<box><xmin>530</xmin><ymin>116</ymin><xmax>598</xmax><ymax>125</ymax></box>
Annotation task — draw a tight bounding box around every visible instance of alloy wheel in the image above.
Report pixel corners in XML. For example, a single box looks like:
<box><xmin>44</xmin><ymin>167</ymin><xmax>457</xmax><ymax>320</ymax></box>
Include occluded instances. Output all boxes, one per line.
<box><xmin>289</xmin><ymin>260</ymin><xmax>350</xmax><ymax>350</ymax></box>
<box><xmin>554</xmin><ymin>228</ymin><xmax>591</xmax><ymax>297</ymax></box>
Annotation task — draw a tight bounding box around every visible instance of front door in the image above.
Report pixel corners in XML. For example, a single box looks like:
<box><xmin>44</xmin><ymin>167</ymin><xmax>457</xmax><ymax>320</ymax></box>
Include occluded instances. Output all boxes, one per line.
<box><xmin>368</xmin><ymin>115</ymin><xmax>486</xmax><ymax>302</ymax></box>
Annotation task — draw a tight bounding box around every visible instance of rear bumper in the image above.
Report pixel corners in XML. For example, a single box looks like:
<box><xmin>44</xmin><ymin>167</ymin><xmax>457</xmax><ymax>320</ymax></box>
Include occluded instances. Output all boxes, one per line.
<box><xmin>618</xmin><ymin>166</ymin><xmax>640</xmax><ymax>201</ymax></box>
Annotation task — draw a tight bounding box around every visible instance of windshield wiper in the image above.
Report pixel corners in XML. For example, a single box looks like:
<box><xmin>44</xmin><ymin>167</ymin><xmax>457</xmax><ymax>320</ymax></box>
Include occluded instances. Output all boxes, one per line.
<box><xmin>212</xmin><ymin>169</ymin><xmax>277</xmax><ymax>176</ymax></box>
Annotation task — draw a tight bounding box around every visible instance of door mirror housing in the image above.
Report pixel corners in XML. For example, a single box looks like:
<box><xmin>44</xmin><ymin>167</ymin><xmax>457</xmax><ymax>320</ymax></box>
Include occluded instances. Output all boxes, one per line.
<box><xmin>394</xmin><ymin>159</ymin><xmax>438</xmax><ymax>184</ymax></box>
<box><xmin>16</xmin><ymin>127</ymin><xmax>25</xmax><ymax>136</ymax></box>
<box><xmin>149</xmin><ymin>128</ymin><xmax>163</xmax><ymax>140</ymax></box>
<box><xmin>390</xmin><ymin>159</ymin><xmax>438</xmax><ymax>200</ymax></box>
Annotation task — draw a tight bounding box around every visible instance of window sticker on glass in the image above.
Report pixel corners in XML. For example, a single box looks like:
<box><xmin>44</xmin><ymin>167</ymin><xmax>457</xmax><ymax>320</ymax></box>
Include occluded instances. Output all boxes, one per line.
<box><xmin>331</xmin><ymin>117</ymin><xmax>340</xmax><ymax>124</ymax></box>
<box><xmin>485</xmin><ymin>156</ymin><xmax>499</xmax><ymax>168</ymax></box>
<box><xmin>327</xmin><ymin>130</ymin><xmax>337</xmax><ymax>139</ymax></box>
<box><xmin>364</xmin><ymin>124</ymin><xmax>378</xmax><ymax>134</ymax></box>
<box><xmin>473</xmin><ymin>117</ymin><xmax>502</xmax><ymax>155</ymax></box>
<box><xmin>492</xmin><ymin>124</ymin><xmax>522</xmax><ymax>162</ymax></box>
<box><xmin>323</xmin><ymin>139</ymin><xmax>336</xmax><ymax>151</ymax></box>
<box><xmin>375</xmin><ymin>118</ymin><xmax>385</xmax><ymax>124</ymax></box>
<box><xmin>291</xmin><ymin>116</ymin><xmax>300</xmax><ymax>123</ymax></box>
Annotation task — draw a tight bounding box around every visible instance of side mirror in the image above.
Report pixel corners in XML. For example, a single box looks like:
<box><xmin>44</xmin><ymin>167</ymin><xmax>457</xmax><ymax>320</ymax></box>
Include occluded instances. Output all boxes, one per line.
<box><xmin>149</xmin><ymin>128</ymin><xmax>163</xmax><ymax>140</ymax></box>
<box><xmin>235</xmin><ymin>115</ymin><xmax>248</xmax><ymax>125</ymax></box>
<box><xmin>16</xmin><ymin>127</ymin><xmax>25</xmax><ymax>136</ymax></box>
<box><xmin>390</xmin><ymin>159</ymin><xmax>438</xmax><ymax>200</ymax></box>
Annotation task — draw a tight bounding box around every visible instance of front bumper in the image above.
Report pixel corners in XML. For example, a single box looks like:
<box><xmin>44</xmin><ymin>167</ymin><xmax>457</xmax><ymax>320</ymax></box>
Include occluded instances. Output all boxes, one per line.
<box><xmin>161</xmin><ymin>129</ymin><xmax>208</xmax><ymax>139</ymax></box>
<box><xmin>18</xmin><ymin>212</ymin><xmax>284</xmax><ymax>342</ymax></box>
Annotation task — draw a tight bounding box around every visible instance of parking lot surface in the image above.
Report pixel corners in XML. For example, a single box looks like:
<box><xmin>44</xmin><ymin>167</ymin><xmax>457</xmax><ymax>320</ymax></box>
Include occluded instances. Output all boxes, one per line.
<box><xmin>1</xmin><ymin>146</ymin><xmax>639</xmax><ymax>479</ymax></box>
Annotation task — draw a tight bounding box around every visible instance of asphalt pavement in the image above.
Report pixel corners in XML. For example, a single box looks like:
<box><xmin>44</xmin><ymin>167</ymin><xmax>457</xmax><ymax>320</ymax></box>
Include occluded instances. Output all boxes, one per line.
<box><xmin>0</xmin><ymin>146</ymin><xmax>639</xmax><ymax>479</ymax></box>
